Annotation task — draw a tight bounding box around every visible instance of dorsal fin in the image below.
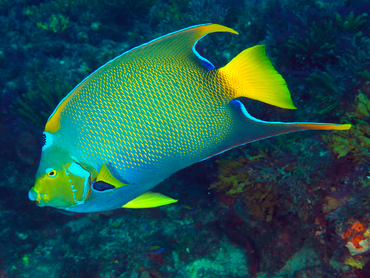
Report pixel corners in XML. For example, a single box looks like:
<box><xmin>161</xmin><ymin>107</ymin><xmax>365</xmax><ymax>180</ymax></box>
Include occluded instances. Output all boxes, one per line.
<box><xmin>113</xmin><ymin>23</ymin><xmax>238</xmax><ymax>67</ymax></box>
<box><xmin>45</xmin><ymin>24</ymin><xmax>238</xmax><ymax>133</ymax></box>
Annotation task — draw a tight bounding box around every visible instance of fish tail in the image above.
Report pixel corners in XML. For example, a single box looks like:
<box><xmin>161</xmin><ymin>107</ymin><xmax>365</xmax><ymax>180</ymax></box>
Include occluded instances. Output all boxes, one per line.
<box><xmin>219</xmin><ymin>45</ymin><xmax>297</xmax><ymax>109</ymax></box>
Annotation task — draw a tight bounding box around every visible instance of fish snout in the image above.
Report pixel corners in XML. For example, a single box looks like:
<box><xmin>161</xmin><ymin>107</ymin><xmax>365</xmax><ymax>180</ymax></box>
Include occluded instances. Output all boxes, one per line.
<box><xmin>28</xmin><ymin>187</ymin><xmax>41</xmax><ymax>205</ymax></box>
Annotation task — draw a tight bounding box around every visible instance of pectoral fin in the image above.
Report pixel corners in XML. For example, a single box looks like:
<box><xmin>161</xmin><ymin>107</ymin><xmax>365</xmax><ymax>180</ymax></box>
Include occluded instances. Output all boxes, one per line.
<box><xmin>122</xmin><ymin>191</ymin><xmax>178</xmax><ymax>209</ymax></box>
<box><xmin>92</xmin><ymin>164</ymin><xmax>130</xmax><ymax>192</ymax></box>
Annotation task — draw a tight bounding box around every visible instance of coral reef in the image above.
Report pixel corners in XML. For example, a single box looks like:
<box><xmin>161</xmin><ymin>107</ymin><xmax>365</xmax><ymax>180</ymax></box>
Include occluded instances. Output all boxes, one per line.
<box><xmin>209</xmin><ymin>151</ymin><xmax>279</xmax><ymax>222</ymax></box>
<box><xmin>209</xmin><ymin>133</ymin><xmax>334</xmax><ymax>223</ymax></box>
<box><xmin>344</xmin><ymin>256</ymin><xmax>367</xmax><ymax>270</ymax></box>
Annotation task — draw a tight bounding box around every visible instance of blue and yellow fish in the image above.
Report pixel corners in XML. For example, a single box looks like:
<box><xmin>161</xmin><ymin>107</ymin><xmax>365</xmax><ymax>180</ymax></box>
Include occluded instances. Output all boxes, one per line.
<box><xmin>28</xmin><ymin>24</ymin><xmax>350</xmax><ymax>213</ymax></box>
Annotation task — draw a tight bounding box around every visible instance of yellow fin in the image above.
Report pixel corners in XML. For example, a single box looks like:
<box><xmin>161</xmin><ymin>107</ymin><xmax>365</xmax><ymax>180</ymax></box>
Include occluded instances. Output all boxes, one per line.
<box><xmin>122</xmin><ymin>191</ymin><xmax>177</xmax><ymax>209</ymax></box>
<box><xmin>96</xmin><ymin>164</ymin><xmax>128</xmax><ymax>189</ymax></box>
<box><xmin>220</xmin><ymin>45</ymin><xmax>296</xmax><ymax>109</ymax></box>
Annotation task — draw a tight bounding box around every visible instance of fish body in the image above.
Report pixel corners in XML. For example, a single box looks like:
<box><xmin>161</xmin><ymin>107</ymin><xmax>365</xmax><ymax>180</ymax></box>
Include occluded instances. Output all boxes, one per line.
<box><xmin>29</xmin><ymin>24</ymin><xmax>350</xmax><ymax>213</ymax></box>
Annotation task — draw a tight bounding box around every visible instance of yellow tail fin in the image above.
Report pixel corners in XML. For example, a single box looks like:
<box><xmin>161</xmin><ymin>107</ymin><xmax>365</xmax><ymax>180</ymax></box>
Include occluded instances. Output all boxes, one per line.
<box><xmin>219</xmin><ymin>45</ymin><xmax>296</xmax><ymax>109</ymax></box>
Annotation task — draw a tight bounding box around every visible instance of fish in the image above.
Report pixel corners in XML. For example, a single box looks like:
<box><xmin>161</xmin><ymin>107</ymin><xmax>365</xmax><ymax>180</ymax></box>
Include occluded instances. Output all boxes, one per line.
<box><xmin>182</xmin><ymin>205</ymin><xmax>196</xmax><ymax>213</ymax></box>
<box><xmin>147</xmin><ymin>246</ymin><xmax>165</xmax><ymax>254</ymax></box>
<box><xmin>28</xmin><ymin>23</ymin><xmax>351</xmax><ymax>213</ymax></box>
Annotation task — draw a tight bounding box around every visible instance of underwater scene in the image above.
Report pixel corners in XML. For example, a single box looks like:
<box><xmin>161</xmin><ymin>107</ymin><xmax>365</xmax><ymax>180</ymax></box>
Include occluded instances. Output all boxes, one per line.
<box><xmin>1</xmin><ymin>0</ymin><xmax>370</xmax><ymax>277</ymax></box>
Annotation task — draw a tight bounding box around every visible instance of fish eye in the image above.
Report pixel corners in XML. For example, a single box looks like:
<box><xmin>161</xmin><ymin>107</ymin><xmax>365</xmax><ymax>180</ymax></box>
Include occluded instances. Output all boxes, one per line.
<box><xmin>45</xmin><ymin>168</ymin><xmax>57</xmax><ymax>178</ymax></box>
<box><xmin>48</xmin><ymin>170</ymin><xmax>57</xmax><ymax>178</ymax></box>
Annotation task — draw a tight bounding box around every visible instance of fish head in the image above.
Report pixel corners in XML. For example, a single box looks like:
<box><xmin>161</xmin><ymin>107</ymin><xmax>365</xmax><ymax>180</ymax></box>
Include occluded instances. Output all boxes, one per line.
<box><xmin>29</xmin><ymin>133</ymin><xmax>92</xmax><ymax>209</ymax></box>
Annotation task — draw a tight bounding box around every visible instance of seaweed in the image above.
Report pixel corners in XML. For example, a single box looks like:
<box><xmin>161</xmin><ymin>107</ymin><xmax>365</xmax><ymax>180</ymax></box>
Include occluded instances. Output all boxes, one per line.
<box><xmin>24</xmin><ymin>0</ymin><xmax>159</xmax><ymax>42</ymax></box>
<box><xmin>335</xmin><ymin>11</ymin><xmax>368</xmax><ymax>33</ymax></box>
<box><xmin>269</xmin><ymin>5</ymin><xmax>370</xmax><ymax>72</ymax></box>
<box><xmin>37</xmin><ymin>14</ymin><xmax>70</xmax><ymax>34</ymax></box>
<box><xmin>10</xmin><ymin>73</ymin><xmax>75</xmax><ymax>127</ymax></box>
<box><xmin>305</xmin><ymin>71</ymin><xmax>342</xmax><ymax>117</ymax></box>
<box><xmin>323</xmin><ymin>91</ymin><xmax>370</xmax><ymax>163</ymax></box>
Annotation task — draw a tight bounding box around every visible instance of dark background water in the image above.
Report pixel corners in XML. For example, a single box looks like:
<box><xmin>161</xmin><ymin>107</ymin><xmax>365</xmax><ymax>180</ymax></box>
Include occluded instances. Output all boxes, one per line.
<box><xmin>1</xmin><ymin>0</ymin><xmax>370</xmax><ymax>277</ymax></box>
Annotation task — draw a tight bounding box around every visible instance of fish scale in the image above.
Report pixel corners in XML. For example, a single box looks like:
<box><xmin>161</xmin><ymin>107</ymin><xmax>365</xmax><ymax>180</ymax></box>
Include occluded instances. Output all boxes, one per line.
<box><xmin>29</xmin><ymin>24</ymin><xmax>350</xmax><ymax>212</ymax></box>
<box><xmin>87</xmin><ymin>65</ymin><xmax>222</xmax><ymax>162</ymax></box>
<box><xmin>71</xmin><ymin>62</ymin><xmax>226</xmax><ymax>174</ymax></box>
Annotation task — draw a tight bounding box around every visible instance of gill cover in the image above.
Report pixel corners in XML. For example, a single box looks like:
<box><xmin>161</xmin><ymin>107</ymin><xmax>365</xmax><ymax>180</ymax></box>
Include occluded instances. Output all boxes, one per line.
<box><xmin>29</xmin><ymin>160</ymin><xmax>92</xmax><ymax>209</ymax></box>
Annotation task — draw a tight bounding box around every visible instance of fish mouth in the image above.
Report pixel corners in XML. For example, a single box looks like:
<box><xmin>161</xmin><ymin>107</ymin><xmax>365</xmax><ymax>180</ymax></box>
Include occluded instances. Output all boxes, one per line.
<box><xmin>28</xmin><ymin>187</ymin><xmax>37</xmax><ymax>201</ymax></box>
<box><xmin>28</xmin><ymin>188</ymin><xmax>41</xmax><ymax>206</ymax></box>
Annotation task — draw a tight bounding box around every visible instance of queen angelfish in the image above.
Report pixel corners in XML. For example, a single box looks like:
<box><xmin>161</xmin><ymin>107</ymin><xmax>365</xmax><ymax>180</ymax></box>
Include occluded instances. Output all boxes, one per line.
<box><xmin>28</xmin><ymin>24</ymin><xmax>351</xmax><ymax>213</ymax></box>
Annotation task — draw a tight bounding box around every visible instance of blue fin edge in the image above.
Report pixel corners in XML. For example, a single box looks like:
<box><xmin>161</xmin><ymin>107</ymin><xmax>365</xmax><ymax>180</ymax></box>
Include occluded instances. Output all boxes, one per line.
<box><xmin>192</xmin><ymin>35</ymin><xmax>215</xmax><ymax>70</ymax></box>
